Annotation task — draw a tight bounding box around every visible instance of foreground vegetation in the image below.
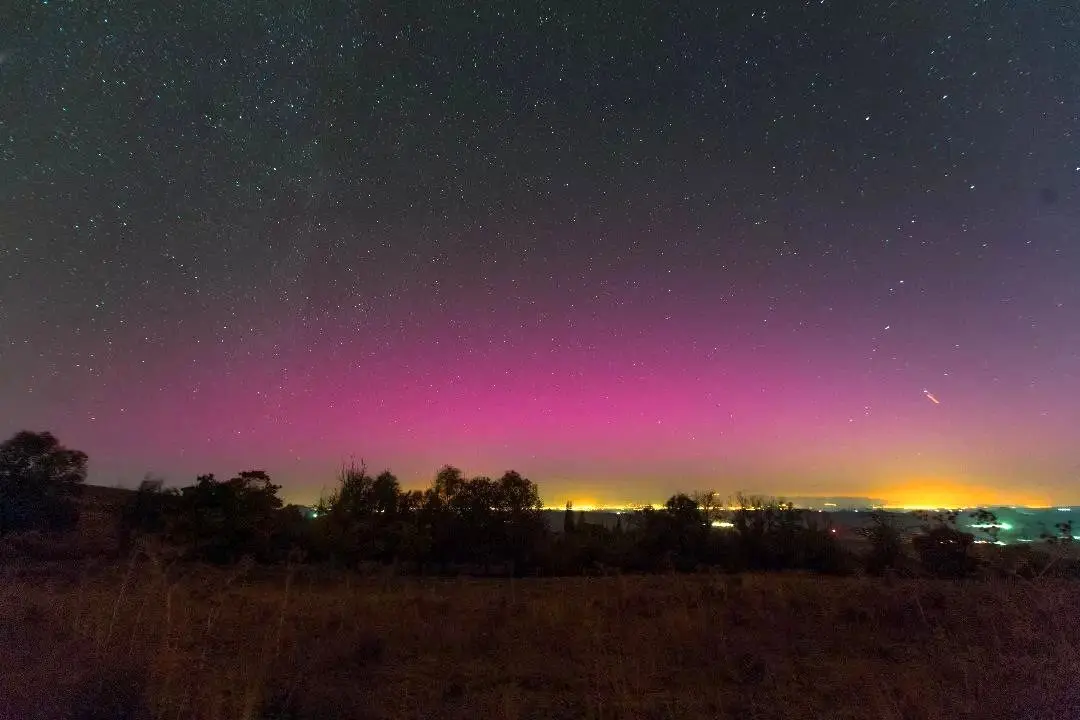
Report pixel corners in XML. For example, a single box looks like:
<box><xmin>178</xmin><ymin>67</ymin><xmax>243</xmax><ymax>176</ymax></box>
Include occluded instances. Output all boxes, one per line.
<box><xmin>4</xmin><ymin>430</ymin><xmax>1080</xmax><ymax>719</ymax></box>
<box><xmin>2</xmin><ymin>561</ymin><xmax>1079</xmax><ymax>720</ymax></box>
<box><xmin>6</xmin><ymin>430</ymin><xmax>1076</xmax><ymax>580</ymax></box>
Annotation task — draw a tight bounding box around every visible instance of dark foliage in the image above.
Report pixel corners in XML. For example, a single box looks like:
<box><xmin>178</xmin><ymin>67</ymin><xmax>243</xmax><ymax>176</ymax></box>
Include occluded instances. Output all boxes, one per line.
<box><xmin>412</xmin><ymin>467</ymin><xmax>547</xmax><ymax>573</ymax></box>
<box><xmin>118</xmin><ymin>476</ymin><xmax>176</xmax><ymax>552</ymax></box>
<box><xmin>311</xmin><ymin>462</ymin><xmax>409</xmax><ymax>565</ymax></box>
<box><xmin>862</xmin><ymin>511</ymin><xmax>906</xmax><ymax>575</ymax></box>
<box><xmin>164</xmin><ymin>471</ymin><xmax>284</xmax><ymax>564</ymax></box>
<box><xmin>726</xmin><ymin>494</ymin><xmax>836</xmax><ymax>571</ymax></box>
<box><xmin>1041</xmin><ymin>519</ymin><xmax>1075</xmax><ymax>544</ymax></box>
<box><xmin>0</xmin><ymin>430</ymin><xmax>87</xmax><ymax>535</ymax></box>
<box><xmin>305</xmin><ymin>463</ymin><xmax>546</xmax><ymax>574</ymax></box>
<box><xmin>912</xmin><ymin>511</ymin><xmax>979</xmax><ymax>578</ymax></box>
<box><xmin>9</xmin><ymin>429</ymin><xmax>1054</xmax><ymax>581</ymax></box>
<box><xmin>627</xmin><ymin>494</ymin><xmax>710</xmax><ymax>572</ymax></box>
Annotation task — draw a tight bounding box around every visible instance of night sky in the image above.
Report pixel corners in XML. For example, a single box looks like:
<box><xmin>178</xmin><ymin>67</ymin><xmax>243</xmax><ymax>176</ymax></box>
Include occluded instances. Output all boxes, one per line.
<box><xmin>3</xmin><ymin>2</ymin><xmax>1079</xmax><ymax>508</ymax></box>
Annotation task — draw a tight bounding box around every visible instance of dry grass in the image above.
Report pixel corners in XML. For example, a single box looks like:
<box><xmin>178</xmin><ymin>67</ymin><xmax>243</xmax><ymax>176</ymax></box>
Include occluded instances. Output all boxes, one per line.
<box><xmin>1</xmin><ymin>559</ymin><xmax>1078</xmax><ymax>720</ymax></box>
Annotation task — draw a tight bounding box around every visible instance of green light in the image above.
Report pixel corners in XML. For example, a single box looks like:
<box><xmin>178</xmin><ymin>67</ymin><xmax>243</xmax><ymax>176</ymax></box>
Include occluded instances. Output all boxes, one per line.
<box><xmin>971</xmin><ymin>522</ymin><xmax>1012</xmax><ymax>531</ymax></box>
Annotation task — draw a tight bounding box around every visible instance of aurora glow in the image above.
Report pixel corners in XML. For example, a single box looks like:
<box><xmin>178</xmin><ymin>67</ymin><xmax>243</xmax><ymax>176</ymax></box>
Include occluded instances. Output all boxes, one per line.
<box><xmin>2</xmin><ymin>2</ymin><xmax>1078</xmax><ymax>507</ymax></box>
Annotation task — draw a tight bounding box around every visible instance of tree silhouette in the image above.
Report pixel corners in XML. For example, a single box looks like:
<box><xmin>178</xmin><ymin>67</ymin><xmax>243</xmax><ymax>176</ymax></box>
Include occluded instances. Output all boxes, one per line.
<box><xmin>692</xmin><ymin>490</ymin><xmax>723</xmax><ymax>525</ymax></box>
<box><xmin>494</xmin><ymin>470</ymin><xmax>546</xmax><ymax>572</ymax></box>
<box><xmin>4</xmin><ymin>432</ymin><xmax>1029</xmax><ymax>579</ymax></box>
<box><xmin>433</xmin><ymin>465</ymin><xmax>464</xmax><ymax>501</ymax></box>
<box><xmin>624</xmin><ymin>495</ymin><xmax>709</xmax><ymax>572</ymax></box>
<box><xmin>862</xmin><ymin>511</ymin><xmax>905</xmax><ymax>574</ymax></box>
<box><xmin>167</xmin><ymin>470</ymin><xmax>283</xmax><ymax>563</ymax></box>
<box><xmin>912</xmin><ymin>510</ymin><xmax>977</xmax><ymax>577</ymax></box>
<box><xmin>969</xmin><ymin>508</ymin><xmax>1002</xmax><ymax>544</ymax></box>
<box><xmin>317</xmin><ymin>463</ymin><xmax>409</xmax><ymax>565</ymax></box>
<box><xmin>412</xmin><ymin>467</ymin><xmax>546</xmax><ymax>573</ymax></box>
<box><xmin>371</xmin><ymin>471</ymin><xmax>401</xmax><ymax>515</ymax></box>
<box><xmin>0</xmin><ymin>430</ymin><xmax>87</xmax><ymax>535</ymax></box>
<box><xmin>726</xmin><ymin>493</ymin><xmax>823</xmax><ymax>570</ymax></box>
<box><xmin>118</xmin><ymin>474</ymin><xmax>177</xmax><ymax>553</ymax></box>
<box><xmin>563</xmin><ymin>500</ymin><xmax>576</xmax><ymax>534</ymax></box>
<box><xmin>1044</xmin><ymin>520</ymin><xmax>1074</xmax><ymax>544</ymax></box>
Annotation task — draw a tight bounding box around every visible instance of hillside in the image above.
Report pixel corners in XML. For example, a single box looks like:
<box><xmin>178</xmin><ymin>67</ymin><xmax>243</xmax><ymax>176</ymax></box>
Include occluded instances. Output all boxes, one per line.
<box><xmin>1</xmin><ymin>564</ymin><xmax>1076</xmax><ymax>720</ymax></box>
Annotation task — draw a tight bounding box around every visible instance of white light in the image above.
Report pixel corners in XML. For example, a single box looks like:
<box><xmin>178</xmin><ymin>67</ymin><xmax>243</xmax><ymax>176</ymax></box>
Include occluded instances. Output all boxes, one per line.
<box><xmin>971</xmin><ymin>522</ymin><xmax>1012</xmax><ymax>531</ymax></box>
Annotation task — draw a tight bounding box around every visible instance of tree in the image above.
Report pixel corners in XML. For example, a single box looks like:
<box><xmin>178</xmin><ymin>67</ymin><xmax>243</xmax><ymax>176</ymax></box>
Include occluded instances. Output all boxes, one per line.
<box><xmin>118</xmin><ymin>474</ymin><xmax>178</xmax><ymax>553</ymax></box>
<box><xmin>433</xmin><ymin>465</ymin><xmax>464</xmax><ymax>501</ymax></box>
<box><xmin>0</xmin><ymin>430</ymin><xmax>87</xmax><ymax>535</ymax></box>
<box><xmin>316</xmin><ymin>462</ymin><xmax>409</xmax><ymax>565</ymax></box>
<box><xmin>624</xmin><ymin>495</ymin><xmax>708</xmax><ymax>572</ymax></box>
<box><xmin>1036</xmin><ymin>520</ymin><xmax>1076</xmax><ymax>578</ymax></box>
<box><xmin>1042</xmin><ymin>520</ymin><xmax>1075</xmax><ymax>545</ymax></box>
<box><xmin>862</xmin><ymin>511</ymin><xmax>905</xmax><ymax>574</ymax></box>
<box><xmin>413</xmin><ymin>467</ymin><xmax>547</xmax><ymax>573</ymax></box>
<box><xmin>563</xmin><ymin>501</ymin><xmax>576</xmax><ymax>534</ymax></box>
<box><xmin>167</xmin><ymin>470</ymin><xmax>283</xmax><ymax>563</ymax></box>
<box><xmin>912</xmin><ymin>510</ymin><xmax>977</xmax><ymax>577</ymax></box>
<box><xmin>728</xmin><ymin>493</ymin><xmax>814</xmax><ymax>570</ymax></box>
<box><xmin>969</xmin><ymin>508</ymin><xmax>1002</xmax><ymax>544</ymax></box>
<box><xmin>663</xmin><ymin>494</ymin><xmax>709</xmax><ymax>570</ymax></box>
<box><xmin>371</xmin><ymin>471</ymin><xmax>401</xmax><ymax>515</ymax></box>
<box><xmin>692</xmin><ymin>490</ymin><xmax>723</xmax><ymax>525</ymax></box>
<box><xmin>494</xmin><ymin>470</ymin><xmax>547</xmax><ymax>572</ymax></box>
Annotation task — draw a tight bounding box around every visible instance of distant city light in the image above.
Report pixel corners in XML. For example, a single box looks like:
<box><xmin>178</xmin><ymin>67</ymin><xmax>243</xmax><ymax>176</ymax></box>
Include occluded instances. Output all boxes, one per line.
<box><xmin>970</xmin><ymin>522</ymin><xmax>1013</xmax><ymax>531</ymax></box>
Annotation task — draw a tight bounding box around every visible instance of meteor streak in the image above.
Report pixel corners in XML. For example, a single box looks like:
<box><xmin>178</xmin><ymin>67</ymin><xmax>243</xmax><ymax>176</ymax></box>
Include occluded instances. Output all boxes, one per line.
<box><xmin>923</xmin><ymin>389</ymin><xmax>940</xmax><ymax>405</ymax></box>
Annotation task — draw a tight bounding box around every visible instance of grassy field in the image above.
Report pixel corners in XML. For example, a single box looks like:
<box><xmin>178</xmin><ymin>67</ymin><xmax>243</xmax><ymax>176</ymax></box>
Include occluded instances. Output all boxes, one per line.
<box><xmin>1</xmin><ymin>559</ymin><xmax>1078</xmax><ymax>720</ymax></box>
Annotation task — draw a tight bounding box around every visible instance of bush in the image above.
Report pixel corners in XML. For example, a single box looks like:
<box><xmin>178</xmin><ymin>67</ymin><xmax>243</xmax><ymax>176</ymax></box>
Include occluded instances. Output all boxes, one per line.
<box><xmin>913</xmin><ymin>525</ymin><xmax>978</xmax><ymax>578</ymax></box>
<box><xmin>863</xmin><ymin>512</ymin><xmax>906</xmax><ymax>575</ymax></box>
<box><xmin>0</xmin><ymin>431</ymin><xmax>87</xmax><ymax>536</ymax></box>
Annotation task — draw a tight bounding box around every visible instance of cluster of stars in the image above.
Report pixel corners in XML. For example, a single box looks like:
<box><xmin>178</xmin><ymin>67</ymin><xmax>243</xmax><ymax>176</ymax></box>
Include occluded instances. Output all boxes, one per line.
<box><xmin>1</xmin><ymin>2</ymin><xmax>1078</xmax><ymax>504</ymax></box>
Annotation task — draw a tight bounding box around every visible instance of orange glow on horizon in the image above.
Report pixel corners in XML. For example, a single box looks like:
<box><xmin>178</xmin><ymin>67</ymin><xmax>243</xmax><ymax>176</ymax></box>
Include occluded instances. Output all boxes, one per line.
<box><xmin>545</xmin><ymin>498</ymin><xmax>665</xmax><ymax>511</ymax></box>
<box><xmin>556</xmin><ymin>500</ymin><xmax>648</xmax><ymax>512</ymax></box>
<box><xmin>539</xmin><ymin>482</ymin><xmax>1057</xmax><ymax>512</ymax></box>
<box><xmin>872</xmin><ymin>479</ymin><xmax>1052</xmax><ymax>510</ymax></box>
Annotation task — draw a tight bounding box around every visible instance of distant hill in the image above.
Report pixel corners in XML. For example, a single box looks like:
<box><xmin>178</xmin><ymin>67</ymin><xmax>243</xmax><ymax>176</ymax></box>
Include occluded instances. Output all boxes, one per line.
<box><xmin>779</xmin><ymin>497</ymin><xmax>887</xmax><ymax>510</ymax></box>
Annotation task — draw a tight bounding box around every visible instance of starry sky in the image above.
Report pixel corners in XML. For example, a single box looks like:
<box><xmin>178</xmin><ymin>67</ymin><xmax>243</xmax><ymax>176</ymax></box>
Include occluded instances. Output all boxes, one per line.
<box><xmin>3</xmin><ymin>1</ymin><xmax>1079</xmax><ymax>508</ymax></box>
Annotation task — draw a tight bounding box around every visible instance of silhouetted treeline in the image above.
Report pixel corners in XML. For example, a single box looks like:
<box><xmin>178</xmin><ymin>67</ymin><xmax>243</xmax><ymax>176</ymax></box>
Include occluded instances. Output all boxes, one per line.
<box><xmin>2</xmin><ymin>430</ymin><xmax>1077</xmax><ymax>578</ymax></box>
<box><xmin>0</xmin><ymin>431</ymin><xmax>85</xmax><ymax>535</ymax></box>
<box><xmin>121</xmin><ymin>463</ymin><xmax>550</xmax><ymax>572</ymax></box>
<box><xmin>117</xmin><ymin>467</ymin><xmax>854</xmax><ymax>575</ymax></box>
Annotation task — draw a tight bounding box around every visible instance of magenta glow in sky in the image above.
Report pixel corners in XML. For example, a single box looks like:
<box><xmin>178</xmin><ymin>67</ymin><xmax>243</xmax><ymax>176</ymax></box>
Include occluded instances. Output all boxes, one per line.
<box><xmin>3</xmin><ymin>2</ymin><xmax>1080</xmax><ymax>507</ymax></box>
